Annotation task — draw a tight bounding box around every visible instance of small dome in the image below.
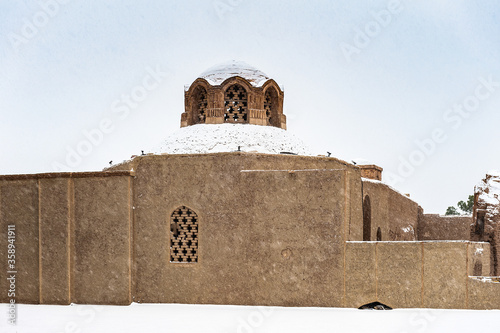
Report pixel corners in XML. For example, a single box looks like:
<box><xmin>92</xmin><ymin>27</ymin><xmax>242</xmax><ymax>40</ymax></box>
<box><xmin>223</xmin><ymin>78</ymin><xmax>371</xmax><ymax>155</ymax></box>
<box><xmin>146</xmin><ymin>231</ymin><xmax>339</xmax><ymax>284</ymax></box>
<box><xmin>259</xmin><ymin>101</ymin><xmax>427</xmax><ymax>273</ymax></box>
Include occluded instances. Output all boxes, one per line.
<box><xmin>155</xmin><ymin>124</ymin><xmax>311</xmax><ymax>155</ymax></box>
<box><xmin>197</xmin><ymin>60</ymin><xmax>271</xmax><ymax>87</ymax></box>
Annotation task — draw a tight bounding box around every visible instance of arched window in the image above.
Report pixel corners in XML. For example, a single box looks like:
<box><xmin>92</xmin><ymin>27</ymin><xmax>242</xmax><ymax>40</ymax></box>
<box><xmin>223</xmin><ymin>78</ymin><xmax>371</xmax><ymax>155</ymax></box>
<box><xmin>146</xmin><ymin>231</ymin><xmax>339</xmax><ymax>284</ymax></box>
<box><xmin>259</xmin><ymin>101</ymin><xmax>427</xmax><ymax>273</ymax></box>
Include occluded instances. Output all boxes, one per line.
<box><xmin>264</xmin><ymin>87</ymin><xmax>279</xmax><ymax>127</ymax></box>
<box><xmin>170</xmin><ymin>206</ymin><xmax>198</xmax><ymax>263</ymax></box>
<box><xmin>376</xmin><ymin>227</ymin><xmax>382</xmax><ymax>241</ymax></box>
<box><xmin>192</xmin><ymin>86</ymin><xmax>208</xmax><ymax>124</ymax></box>
<box><xmin>363</xmin><ymin>195</ymin><xmax>371</xmax><ymax>241</ymax></box>
<box><xmin>224</xmin><ymin>84</ymin><xmax>248</xmax><ymax>123</ymax></box>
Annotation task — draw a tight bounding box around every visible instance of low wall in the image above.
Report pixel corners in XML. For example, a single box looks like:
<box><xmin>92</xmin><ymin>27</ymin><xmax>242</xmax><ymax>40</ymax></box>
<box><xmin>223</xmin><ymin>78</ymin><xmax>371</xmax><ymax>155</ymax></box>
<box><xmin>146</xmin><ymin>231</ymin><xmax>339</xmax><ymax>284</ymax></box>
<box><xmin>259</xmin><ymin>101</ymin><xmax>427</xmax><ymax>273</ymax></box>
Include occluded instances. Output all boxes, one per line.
<box><xmin>345</xmin><ymin>241</ymin><xmax>494</xmax><ymax>309</ymax></box>
<box><xmin>0</xmin><ymin>172</ymin><xmax>133</xmax><ymax>305</ymax></box>
<box><xmin>418</xmin><ymin>214</ymin><xmax>472</xmax><ymax>241</ymax></box>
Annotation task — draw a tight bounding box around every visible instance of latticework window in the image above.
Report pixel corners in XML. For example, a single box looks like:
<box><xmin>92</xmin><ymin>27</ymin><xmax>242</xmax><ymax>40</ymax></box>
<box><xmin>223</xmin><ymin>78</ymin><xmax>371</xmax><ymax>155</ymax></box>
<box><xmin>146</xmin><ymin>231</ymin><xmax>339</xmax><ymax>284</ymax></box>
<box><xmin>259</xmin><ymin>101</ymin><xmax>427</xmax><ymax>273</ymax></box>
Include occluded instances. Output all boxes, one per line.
<box><xmin>194</xmin><ymin>88</ymin><xmax>208</xmax><ymax>124</ymax></box>
<box><xmin>170</xmin><ymin>206</ymin><xmax>198</xmax><ymax>263</ymax></box>
<box><xmin>224</xmin><ymin>84</ymin><xmax>247</xmax><ymax>123</ymax></box>
<box><xmin>264</xmin><ymin>91</ymin><xmax>272</xmax><ymax>125</ymax></box>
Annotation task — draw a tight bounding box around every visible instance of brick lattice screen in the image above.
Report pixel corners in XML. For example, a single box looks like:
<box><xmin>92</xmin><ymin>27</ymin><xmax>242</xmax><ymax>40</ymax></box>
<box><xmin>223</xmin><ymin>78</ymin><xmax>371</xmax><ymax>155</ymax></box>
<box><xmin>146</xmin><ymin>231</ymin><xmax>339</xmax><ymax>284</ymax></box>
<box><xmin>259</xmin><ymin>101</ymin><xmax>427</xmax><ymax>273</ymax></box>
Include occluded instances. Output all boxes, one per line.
<box><xmin>224</xmin><ymin>84</ymin><xmax>248</xmax><ymax>123</ymax></box>
<box><xmin>170</xmin><ymin>206</ymin><xmax>199</xmax><ymax>263</ymax></box>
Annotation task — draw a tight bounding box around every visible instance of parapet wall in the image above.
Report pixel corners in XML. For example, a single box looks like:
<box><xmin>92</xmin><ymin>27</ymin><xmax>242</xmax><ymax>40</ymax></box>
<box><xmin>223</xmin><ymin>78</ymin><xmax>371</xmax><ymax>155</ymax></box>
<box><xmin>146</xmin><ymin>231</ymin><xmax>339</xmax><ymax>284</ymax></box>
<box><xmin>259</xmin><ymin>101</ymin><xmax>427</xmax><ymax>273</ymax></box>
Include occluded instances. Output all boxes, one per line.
<box><xmin>418</xmin><ymin>214</ymin><xmax>472</xmax><ymax>241</ymax></box>
<box><xmin>0</xmin><ymin>172</ymin><xmax>133</xmax><ymax>305</ymax></box>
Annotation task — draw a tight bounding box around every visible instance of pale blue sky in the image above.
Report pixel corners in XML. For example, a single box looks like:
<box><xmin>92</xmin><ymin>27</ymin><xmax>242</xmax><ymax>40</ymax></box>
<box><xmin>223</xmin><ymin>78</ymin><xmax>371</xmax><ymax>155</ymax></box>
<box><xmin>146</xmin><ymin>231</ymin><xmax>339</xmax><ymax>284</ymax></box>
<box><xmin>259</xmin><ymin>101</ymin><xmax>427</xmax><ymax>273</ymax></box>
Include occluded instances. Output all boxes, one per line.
<box><xmin>1</xmin><ymin>0</ymin><xmax>500</xmax><ymax>213</ymax></box>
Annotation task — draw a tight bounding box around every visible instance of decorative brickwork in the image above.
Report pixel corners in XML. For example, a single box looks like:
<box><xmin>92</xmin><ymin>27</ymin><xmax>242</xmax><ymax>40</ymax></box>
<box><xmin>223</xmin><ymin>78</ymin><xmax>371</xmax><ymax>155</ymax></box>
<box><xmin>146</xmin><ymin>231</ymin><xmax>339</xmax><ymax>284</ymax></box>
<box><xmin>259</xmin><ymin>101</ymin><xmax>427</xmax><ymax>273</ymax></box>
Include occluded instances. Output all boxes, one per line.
<box><xmin>181</xmin><ymin>63</ymin><xmax>287</xmax><ymax>129</ymax></box>
<box><xmin>170</xmin><ymin>206</ymin><xmax>199</xmax><ymax>263</ymax></box>
<box><xmin>224</xmin><ymin>84</ymin><xmax>248</xmax><ymax>123</ymax></box>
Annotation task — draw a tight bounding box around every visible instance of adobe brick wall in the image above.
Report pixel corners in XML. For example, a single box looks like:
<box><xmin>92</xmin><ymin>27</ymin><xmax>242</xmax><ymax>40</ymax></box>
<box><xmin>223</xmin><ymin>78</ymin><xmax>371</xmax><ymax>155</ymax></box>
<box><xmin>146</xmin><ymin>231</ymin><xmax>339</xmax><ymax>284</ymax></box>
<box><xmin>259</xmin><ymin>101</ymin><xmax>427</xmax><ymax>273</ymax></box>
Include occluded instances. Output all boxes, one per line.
<box><xmin>131</xmin><ymin>153</ymin><xmax>362</xmax><ymax>307</ymax></box>
<box><xmin>3</xmin><ymin>153</ymin><xmax>499</xmax><ymax>309</ymax></box>
<box><xmin>361</xmin><ymin>179</ymin><xmax>420</xmax><ymax>242</ymax></box>
<box><xmin>0</xmin><ymin>179</ymin><xmax>39</xmax><ymax>304</ymax></box>
<box><xmin>0</xmin><ymin>172</ymin><xmax>133</xmax><ymax>305</ymax></box>
<box><xmin>468</xmin><ymin>277</ymin><xmax>500</xmax><ymax>309</ymax></box>
<box><xmin>345</xmin><ymin>241</ymin><xmax>493</xmax><ymax>309</ymax></box>
<box><xmin>417</xmin><ymin>214</ymin><xmax>472</xmax><ymax>241</ymax></box>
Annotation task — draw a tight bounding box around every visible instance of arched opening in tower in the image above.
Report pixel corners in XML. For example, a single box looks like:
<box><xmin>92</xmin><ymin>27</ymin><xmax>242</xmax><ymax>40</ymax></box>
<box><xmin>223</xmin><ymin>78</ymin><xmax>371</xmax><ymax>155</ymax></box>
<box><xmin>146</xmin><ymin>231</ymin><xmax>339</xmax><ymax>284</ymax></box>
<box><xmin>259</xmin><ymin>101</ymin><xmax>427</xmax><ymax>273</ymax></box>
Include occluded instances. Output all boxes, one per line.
<box><xmin>264</xmin><ymin>87</ymin><xmax>279</xmax><ymax>127</ymax></box>
<box><xmin>224</xmin><ymin>84</ymin><xmax>248</xmax><ymax>123</ymax></box>
<box><xmin>192</xmin><ymin>86</ymin><xmax>208</xmax><ymax>125</ymax></box>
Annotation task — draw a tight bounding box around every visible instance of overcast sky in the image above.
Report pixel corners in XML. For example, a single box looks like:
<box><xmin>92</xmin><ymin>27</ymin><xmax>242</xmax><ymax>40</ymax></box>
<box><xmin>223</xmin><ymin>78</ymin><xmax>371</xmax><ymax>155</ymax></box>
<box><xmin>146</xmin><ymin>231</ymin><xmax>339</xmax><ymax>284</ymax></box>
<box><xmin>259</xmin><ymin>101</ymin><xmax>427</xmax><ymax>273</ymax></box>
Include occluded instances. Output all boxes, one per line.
<box><xmin>1</xmin><ymin>0</ymin><xmax>500</xmax><ymax>214</ymax></box>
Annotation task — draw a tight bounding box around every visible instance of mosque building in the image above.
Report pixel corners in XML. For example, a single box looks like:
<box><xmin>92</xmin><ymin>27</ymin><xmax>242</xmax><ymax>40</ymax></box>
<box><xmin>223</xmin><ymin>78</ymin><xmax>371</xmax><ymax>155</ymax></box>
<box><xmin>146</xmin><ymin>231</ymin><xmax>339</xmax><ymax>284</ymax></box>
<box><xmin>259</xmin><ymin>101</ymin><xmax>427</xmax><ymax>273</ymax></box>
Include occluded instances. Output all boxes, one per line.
<box><xmin>1</xmin><ymin>61</ymin><xmax>499</xmax><ymax>309</ymax></box>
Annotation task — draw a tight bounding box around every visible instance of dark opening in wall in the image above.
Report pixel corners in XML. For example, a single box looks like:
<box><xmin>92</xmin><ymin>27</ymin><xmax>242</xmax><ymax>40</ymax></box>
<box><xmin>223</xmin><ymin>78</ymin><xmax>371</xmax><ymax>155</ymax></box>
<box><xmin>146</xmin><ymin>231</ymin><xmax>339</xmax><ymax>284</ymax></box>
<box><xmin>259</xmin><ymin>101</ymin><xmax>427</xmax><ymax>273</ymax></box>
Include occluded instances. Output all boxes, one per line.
<box><xmin>475</xmin><ymin>211</ymin><xmax>485</xmax><ymax>239</ymax></box>
<box><xmin>363</xmin><ymin>195</ymin><xmax>371</xmax><ymax>241</ymax></box>
<box><xmin>264</xmin><ymin>87</ymin><xmax>278</xmax><ymax>127</ymax></box>
<box><xmin>473</xmin><ymin>261</ymin><xmax>483</xmax><ymax>276</ymax></box>
<box><xmin>359</xmin><ymin>301</ymin><xmax>392</xmax><ymax>310</ymax></box>
<box><xmin>377</xmin><ymin>227</ymin><xmax>382</xmax><ymax>241</ymax></box>
<box><xmin>192</xmin><ymin>86</ymin><xmax>208</xmax><ymax>124</ymax></box>
<box><xmin>170</xmin><ymin>206</ymin><xmax>199</xmax><ymax>263</ymax></box>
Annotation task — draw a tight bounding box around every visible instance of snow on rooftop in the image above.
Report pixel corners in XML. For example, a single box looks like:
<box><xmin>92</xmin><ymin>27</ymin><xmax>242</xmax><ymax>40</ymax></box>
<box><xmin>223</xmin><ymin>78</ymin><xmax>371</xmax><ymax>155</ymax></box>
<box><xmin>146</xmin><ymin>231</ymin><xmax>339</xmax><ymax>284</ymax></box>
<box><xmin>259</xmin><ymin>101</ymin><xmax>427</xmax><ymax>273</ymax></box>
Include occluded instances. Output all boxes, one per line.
<box><xmin>192</xmin><ymin>60</ymin><xmax>271</xmax><ymax>88</ymax></box>
<box><xmin>351</xmin><ymin>158</ymin><xmax>374</xmax><ymax>166</ymax></box>
<box><xmin>154</xmin><ymin>124</ymin><xmax>312</xmax><ymax>156</ymax></box>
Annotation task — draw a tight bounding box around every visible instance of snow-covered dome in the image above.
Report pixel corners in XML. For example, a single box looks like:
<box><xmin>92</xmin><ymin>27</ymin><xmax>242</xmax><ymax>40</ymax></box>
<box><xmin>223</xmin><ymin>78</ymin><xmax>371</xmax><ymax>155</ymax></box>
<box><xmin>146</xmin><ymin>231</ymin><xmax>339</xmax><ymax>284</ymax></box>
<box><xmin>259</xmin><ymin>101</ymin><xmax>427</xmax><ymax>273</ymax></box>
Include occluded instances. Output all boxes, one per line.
<box><xmin>155</xmin><ymin>124</ymin><xmax>311</xmax><ymax>155</ymax></box>
<box><xmin>196</xmin><ymin>60</ymin><xmax>271</xmax><ymax>87</ymax></box>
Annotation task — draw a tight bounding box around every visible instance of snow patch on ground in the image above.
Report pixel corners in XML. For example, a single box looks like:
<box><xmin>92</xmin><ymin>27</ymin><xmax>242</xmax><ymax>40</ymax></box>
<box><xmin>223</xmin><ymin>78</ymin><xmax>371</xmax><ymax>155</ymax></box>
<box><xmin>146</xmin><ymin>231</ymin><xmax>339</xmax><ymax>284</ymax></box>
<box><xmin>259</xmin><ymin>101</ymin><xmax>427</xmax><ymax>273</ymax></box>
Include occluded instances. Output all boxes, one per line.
<box><xmin>2</xmin><ymin>303</ymin><xmax>499</xmax><ymax>333</ymax></box>
<box><xmin>154</xmin><ymin>124</ymin><xmax>312</xmax><ymax>156</ymax></box>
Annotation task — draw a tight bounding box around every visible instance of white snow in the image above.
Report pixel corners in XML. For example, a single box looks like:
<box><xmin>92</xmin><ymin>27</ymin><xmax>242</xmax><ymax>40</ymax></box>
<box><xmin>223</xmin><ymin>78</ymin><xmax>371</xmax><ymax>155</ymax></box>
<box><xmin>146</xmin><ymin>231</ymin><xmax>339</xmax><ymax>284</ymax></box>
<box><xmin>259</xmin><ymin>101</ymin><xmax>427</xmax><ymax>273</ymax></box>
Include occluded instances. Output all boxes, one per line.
<box><xmin>352</xmin><ymin>158</ymin><xmax>375</xmax><ymax>166</ymax></box>
<box><xmin>476</xmin><ymin>170</ymin><xmax>500</xmax><ymax>214</ymax></box>
<box><xmin>187</xmin><ymin>60</ymin><xmax>272</xmax><ymax>90</ymax></box>
<box><xmin>2</xmin><ymin>303</ymin><xmax>499</xmax><ymax>333</ymax></box>
<box><xmin>470</xmin><ymin>276</ymin><xmax>500</xmax><ymax>283</ymax></box>
<box><xmin>402</xmin><ymin>225</ymin><xmax>414</xmax><ymax>233</ymax></box>
<box><xmin>154</xmin><ymin>123</ymin><xmax>312</xmax><ymax>156</ymax></box>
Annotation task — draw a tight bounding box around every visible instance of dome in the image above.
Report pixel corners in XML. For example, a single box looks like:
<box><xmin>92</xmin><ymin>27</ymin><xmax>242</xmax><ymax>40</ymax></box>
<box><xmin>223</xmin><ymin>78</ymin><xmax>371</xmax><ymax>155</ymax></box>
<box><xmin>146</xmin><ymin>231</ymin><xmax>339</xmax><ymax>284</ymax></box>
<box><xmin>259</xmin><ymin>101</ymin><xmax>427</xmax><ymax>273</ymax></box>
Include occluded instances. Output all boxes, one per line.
<box><xmin>154</xmin><ymin>124</ymin><xmax>311</xmax><ymax>155</ymax></box>
<box><xmin>196</xmin><ymin>60</ymin><xmax>271</xmax><ymax>87</ymax></box>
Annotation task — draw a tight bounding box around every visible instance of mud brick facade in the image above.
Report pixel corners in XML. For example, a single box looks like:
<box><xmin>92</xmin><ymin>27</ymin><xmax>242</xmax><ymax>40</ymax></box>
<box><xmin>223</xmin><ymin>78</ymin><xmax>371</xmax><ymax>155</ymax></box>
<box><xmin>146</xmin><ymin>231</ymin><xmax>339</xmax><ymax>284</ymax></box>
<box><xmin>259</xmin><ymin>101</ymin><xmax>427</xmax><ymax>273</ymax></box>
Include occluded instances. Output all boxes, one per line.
<box><xmin>1</xmin><ymin>61</ymin><xmax>500</xmax><ymax>309</ymax></box>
